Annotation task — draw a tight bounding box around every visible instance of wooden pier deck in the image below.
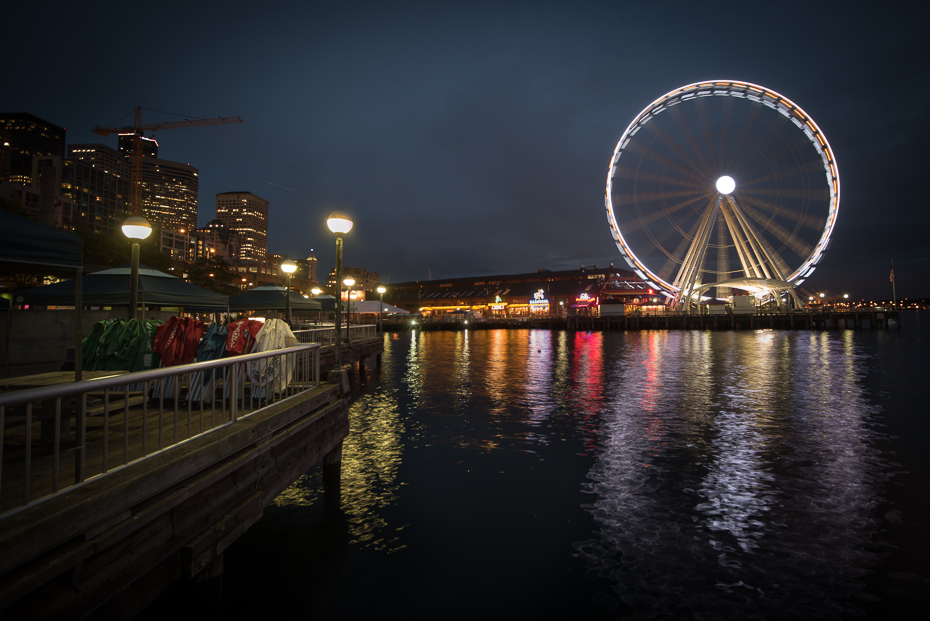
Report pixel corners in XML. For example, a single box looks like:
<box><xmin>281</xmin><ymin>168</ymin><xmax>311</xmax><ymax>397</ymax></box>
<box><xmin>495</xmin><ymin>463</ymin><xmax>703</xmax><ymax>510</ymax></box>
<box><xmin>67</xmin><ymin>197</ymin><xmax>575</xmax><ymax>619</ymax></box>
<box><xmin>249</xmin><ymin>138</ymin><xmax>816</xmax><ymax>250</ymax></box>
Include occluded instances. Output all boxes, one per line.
<box><xmin>0</xmin><ymin>337</ymin><xmax>384</xmax><ymax>619</ymax></box>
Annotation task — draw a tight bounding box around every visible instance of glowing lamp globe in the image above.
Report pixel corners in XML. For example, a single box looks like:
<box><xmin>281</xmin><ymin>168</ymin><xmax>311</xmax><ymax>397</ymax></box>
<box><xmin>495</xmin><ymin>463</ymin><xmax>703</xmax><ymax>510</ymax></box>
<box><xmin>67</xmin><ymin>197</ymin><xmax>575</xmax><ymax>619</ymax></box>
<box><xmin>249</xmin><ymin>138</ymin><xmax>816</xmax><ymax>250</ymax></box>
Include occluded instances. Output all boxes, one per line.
<box><xmin>280</xmin><ymin>260</ymin><xmax>298</xmax><ymax>274</ymax></box>
<box><xmin>343</xmin><ymin>276</ymin><xmax>356</xmax><ymax>287</ymax></box>
<box><xmin>716</xmin><ymin>176</ymin><xmax>735</xmax><ymax>195</ymax></box>
<box><xmin>376</xmin><ymin>284</ymin><xmax>386</xmax><ymax>294</ymax></box>
<box><xmin>122</xmin><ymin>216</ymin><xmax>153</xmax><ymax>240</ymax></box>
<box><xmin>327</xmin><ymin>211</ymin><xmax>353</xmax><ymax>235</ymax></box>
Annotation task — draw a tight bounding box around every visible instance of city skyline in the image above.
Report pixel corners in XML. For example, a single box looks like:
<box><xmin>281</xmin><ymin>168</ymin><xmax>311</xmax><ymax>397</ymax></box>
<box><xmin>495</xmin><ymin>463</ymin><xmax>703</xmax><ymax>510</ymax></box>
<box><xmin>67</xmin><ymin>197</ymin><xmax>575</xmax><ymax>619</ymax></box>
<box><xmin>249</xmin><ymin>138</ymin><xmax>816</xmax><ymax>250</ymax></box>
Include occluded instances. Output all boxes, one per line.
<box><xmin>3</xmin><ymin>1</ymin><xmax>927</xmax><ymax>300</ymax></box>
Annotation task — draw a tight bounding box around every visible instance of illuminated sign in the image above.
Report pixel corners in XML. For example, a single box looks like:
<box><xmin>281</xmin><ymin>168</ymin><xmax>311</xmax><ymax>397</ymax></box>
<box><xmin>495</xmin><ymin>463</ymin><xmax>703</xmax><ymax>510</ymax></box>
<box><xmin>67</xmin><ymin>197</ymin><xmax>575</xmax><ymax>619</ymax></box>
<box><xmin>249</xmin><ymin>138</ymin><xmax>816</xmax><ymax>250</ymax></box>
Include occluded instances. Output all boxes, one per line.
<box><xmin>575</xmin><ymin>292</ymin><xmax>598</xmax><ymax>305</ymax></box>
<box><xmin>489</xmin><ymin>304</ymin><xmax>506</xmax><ymax>310</ymax></box>
<box><xmin>529</xmin><ymin>289</ymin><xmax>549</xmax><ymax>313</ymax></box>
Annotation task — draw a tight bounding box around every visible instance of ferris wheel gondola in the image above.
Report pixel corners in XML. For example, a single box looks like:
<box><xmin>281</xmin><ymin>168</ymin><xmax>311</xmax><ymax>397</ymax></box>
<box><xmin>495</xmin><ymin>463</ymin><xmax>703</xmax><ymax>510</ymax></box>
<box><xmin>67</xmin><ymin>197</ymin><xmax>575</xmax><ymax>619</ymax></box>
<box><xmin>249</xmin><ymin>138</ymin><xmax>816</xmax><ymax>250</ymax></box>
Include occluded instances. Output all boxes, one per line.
<box><xmin>605</xmin><ymin>80</ymin><xmax>840</xmax><ymax>310</ymax></box>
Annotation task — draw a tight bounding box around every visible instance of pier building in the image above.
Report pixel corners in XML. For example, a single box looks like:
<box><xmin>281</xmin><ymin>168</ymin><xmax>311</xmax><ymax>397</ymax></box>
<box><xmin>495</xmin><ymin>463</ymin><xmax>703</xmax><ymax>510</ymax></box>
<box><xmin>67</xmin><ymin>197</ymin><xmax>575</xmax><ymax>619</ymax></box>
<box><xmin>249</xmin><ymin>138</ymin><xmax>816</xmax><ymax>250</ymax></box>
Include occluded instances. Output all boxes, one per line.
<box><xmin>386</xmin><ymin>266</ymin><xmax>660</xmax><ymax>318</ymax></box>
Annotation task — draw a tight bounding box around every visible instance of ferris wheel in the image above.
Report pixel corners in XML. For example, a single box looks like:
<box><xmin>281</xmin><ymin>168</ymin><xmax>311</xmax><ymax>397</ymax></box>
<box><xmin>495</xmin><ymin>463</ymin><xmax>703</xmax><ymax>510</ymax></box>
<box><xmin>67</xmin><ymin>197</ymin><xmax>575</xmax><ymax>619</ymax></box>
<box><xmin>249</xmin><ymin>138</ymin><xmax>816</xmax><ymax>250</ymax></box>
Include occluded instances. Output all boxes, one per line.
<box><xmin>605</xmin><ymin>80</ymin><xmax>840</xmax><ymax>310</ymax></box>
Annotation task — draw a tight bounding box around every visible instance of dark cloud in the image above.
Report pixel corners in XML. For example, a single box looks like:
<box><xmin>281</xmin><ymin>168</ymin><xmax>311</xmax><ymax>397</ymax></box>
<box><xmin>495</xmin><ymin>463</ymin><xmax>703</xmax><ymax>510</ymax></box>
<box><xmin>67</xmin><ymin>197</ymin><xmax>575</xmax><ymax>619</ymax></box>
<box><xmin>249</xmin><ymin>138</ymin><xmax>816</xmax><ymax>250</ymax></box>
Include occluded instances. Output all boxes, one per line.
<box><xmin>4</xmin><ymin>0</ymin><xmax>927</xmax><ymax>298</ymax></box>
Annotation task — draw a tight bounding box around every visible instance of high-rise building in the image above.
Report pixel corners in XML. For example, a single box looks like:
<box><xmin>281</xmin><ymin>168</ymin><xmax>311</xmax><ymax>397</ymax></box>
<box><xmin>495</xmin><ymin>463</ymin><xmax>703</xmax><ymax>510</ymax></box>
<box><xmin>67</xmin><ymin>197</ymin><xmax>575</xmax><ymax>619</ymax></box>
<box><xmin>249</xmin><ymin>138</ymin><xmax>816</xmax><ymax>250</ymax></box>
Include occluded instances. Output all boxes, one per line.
<box><xmin>0</xmin><ymin>113</ymin><xmax>66</xmax><ymax>186</ymax></box>
<box><xmin>31</xmin><ymin>155</ymin><xmax>65</xmax><ymax>227</ymax></box>
<box><xmin>215</xmin><ymin>192</ymin><xmax>268</xmax><ymax>262</ymax></box>
<box><xmin>196</xmin><ymin>219</ymin><xmax>241</xmax><ymax>260</ymax></box>
<box><xmin>139</xmin><ymin>158</ymin><xmax>199</xmax><ymax>232</ymax></box>
<box><xmin>303</xmin><ymin>251</ymin><xmax>318</xmax><ymax>283</ymax></box>
<box><xmin>62</xmin><ymin>144</ymin><xmax>131</xmax><ymax>236</ymax></box>
<box><xmin>326</xmin><ymin>266</ymin><xmax>380</xmax><ymax>291</ymax></box>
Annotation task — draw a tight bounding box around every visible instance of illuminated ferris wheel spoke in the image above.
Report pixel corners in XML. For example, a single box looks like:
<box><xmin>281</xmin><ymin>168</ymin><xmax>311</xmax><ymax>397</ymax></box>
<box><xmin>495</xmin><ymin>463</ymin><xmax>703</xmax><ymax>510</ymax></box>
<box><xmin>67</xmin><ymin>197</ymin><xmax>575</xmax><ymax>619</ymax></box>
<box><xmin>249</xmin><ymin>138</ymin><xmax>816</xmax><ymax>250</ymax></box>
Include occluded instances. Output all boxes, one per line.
<box><xmin>615</xmin><ymin>165</ymin><xmax>706</xmax><ymax>191</ymax></box>
<box><xmin>645</xmin><ymin>123</ymin><xmax>715</xmax><ymax>182</ymax></box>
<box><xmin>738</xmin><ymin>193</ymin><xmax>826</xmax><ymax>233</ymax></box>
<box><xmin>739</xmin><ymin>201</ymin><xmax>813</xmax><ymax>266</ymax></box>
<box><xmin>735</xmin><ymin>130</ymin><xmax>820</xmax><ymax>179</ymax></box>
<box><xmin>616</xmin><ymin>188</ymin><xmax>701</xmax><ymax>206</ymax></box>
<box><xmin>740</xmin><ymin>158</ymin><xmax>829</xmax><ymax>188</ymax></box>
<box><xmin>620</xmin><ymin>193</ymin><xmax>708</xmax><ymax>234</ymax></box>
<box><xmin>666</xmin><ymin>104</ymin><xmax>719</xmax><ymax>176</ymax></box>
<box><xmin>638</xmin><ymin>150</ymin><xmax>712</xmax><ymax>190</ymax></box>
<box><xmin>658</xmin><ymin>214</ymin><xmax>707</xmax><ymax>280</ymax></box>
<box><xmin>721</xmin><ymin>105</ymin><xmax>764</xmax><ymax>174</ymax></box>
<box><xmin>741</xmin><ymin>186</ymin><xmax>830</xmax><ymax>202</ymax></box>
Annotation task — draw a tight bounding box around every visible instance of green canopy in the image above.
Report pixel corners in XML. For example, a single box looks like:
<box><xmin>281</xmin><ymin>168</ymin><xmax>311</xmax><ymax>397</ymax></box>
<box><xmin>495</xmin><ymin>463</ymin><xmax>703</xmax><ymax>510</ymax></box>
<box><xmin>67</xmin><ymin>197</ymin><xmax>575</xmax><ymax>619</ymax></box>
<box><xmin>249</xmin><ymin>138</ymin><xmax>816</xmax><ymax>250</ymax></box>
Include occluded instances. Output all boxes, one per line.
<box><xmin>1</xmin><ymin>208</ymin><xmax>84</xmax><ymax>379</ymax></box>
<box><xmin>229</xmin><ymin>285</ymin><xmax>322</xmax><ymax>312</ymax></box>
<box><xmin>311</xmin><ymin>295</ymin><xmax>356</xmax><ymax>312</ymax></box>
<box><xmin>0</xmin><ymin>208</ymin><xmax>83</xmax><ymax>272</ymax></box>
<box><xmin>17</xmin><ymin>265</ymin><xmax>228</xmax><ymax>309</ymax></box>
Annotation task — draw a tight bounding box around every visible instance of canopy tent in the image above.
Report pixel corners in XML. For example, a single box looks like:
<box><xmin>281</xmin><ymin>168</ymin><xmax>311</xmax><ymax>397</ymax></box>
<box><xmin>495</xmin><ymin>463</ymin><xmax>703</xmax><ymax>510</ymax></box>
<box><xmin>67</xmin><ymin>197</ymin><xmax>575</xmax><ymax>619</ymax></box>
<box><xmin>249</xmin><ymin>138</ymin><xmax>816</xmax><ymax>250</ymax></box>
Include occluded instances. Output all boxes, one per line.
<box><xmin>228</xmin><ymin>285</ymin><xmax>322</xmax><ymax>312</ymax></box>
<box><xmin>16</xmin><ymin>264</ymin><xmax>228</xmax><ymax>309</ymax></box>
<box><xmin>311</xmin><ymin>295</ymin><xmax>356</xmax><ymax>312</ymax></box>
<box><xmin>0</xmin><ymin>208</ymin><xmax>84</xmax><ymax>379</ymax></box>
<box><xmin>354</xmin><ymin>300</ymin><xmax>409</xmax><ymax>315</ymax></box>
<box><xmin>0</xmin><ymin>208</ymin><xmax>83</xmax><ymax>272</ymax></box>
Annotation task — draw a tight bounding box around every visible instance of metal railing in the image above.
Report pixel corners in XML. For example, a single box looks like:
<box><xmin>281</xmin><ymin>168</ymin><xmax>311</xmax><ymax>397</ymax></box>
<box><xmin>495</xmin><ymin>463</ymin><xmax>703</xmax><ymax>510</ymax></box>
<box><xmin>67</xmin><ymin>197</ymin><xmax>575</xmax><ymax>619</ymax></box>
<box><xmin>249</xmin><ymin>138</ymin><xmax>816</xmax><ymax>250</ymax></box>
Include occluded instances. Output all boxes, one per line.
<box><xmin>293</xmin><ymin>324</ymin><xmax>378</xmax><ymax>345</ymax></box>
<box><xmin>0</xmin><ymin>343</ymin><xmax>321</xmax><ymax>516</ymax></box>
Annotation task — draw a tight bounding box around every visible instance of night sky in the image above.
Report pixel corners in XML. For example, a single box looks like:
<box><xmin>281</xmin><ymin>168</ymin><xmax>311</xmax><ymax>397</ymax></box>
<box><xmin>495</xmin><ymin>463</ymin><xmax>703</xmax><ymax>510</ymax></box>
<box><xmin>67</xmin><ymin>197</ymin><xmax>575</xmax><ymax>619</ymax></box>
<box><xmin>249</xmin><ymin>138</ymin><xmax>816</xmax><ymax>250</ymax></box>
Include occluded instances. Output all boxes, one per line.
<box><xmin>4</xmin><ymin>1</ymin><xmax>927</xmax><ymax>300</ymax></box>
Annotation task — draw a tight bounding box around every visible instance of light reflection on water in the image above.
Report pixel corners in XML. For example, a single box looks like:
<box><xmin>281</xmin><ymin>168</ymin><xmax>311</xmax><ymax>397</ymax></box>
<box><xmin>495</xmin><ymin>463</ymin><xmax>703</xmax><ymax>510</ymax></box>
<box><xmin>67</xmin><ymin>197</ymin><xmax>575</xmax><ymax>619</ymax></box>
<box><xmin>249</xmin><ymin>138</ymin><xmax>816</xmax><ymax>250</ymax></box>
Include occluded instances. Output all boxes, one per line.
<box><xmin>576</xmin><ymin>330</ymin><xmax>890</xmax><ymax>619</ymax></box>
<box><xmin>267</xmin><ymin>327</ymin><xmax>900</xmax><ymax>618</ymax></box>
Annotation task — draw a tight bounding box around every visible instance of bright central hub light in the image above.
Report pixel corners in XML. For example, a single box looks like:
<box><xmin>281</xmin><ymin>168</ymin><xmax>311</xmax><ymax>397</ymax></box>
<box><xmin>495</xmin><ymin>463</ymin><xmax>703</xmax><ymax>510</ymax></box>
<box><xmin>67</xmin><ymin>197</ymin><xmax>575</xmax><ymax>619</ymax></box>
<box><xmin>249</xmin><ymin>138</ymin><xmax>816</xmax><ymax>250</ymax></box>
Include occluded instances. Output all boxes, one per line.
<box><xmin>716</xmin><ymin>176</ymin><xmax>735</xmax><ymax>194</ymax></box>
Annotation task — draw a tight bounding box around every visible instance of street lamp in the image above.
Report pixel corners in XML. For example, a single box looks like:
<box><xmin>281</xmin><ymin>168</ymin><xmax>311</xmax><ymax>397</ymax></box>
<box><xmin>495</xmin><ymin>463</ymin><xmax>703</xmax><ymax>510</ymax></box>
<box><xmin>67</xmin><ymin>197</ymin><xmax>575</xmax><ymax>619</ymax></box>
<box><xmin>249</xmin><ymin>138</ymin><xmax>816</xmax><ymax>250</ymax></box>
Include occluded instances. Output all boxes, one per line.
<box><xmin>343</xmin><ymin>276</ymin><xmax>356</xmax><ymax>339</ymax></box>
<box><xmin>310</xmin><ymin>287</ymin><xmax>322</xmax><ymax>325</ymax></box>
<box><xmin>121</xmin><ymin>215</ymin><xmax>152</xmax><ymax>320</ymax></box>
<box><xmin>280</xmin><ymin>259</ymin><xmax>297</xmax><ymax>325</ymax></box>
<box><xmin>327</xmin><ymin>211</ymin><xmax>353</xmax><ymax>369</ymax></box>
<box><xmin>376</xmin><ymin>282</ymin><xmax>386</xmax><ymax>333</ymax></box>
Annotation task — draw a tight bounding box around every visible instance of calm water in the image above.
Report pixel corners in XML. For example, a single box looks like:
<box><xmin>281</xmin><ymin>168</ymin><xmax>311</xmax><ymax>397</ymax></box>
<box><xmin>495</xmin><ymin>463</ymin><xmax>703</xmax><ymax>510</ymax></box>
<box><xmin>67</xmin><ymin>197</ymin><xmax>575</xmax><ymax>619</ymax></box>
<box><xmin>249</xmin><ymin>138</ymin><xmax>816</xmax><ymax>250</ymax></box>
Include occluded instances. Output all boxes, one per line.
<box><xmin>216</xmin><ymin>314</ymin><xmax>927</xmax><ymax>619</ymax></box>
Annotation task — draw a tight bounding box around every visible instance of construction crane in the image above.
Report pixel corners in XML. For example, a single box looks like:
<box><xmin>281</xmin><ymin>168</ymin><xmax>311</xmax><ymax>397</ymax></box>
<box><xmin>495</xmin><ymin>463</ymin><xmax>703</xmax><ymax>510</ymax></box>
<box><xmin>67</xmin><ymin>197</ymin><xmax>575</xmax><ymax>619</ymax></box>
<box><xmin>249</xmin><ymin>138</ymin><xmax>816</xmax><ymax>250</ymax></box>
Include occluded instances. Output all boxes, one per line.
<box><xmin>92</xmin><ymin>107</ymin><xmax>243</xmax><ymax>217</ymax></box>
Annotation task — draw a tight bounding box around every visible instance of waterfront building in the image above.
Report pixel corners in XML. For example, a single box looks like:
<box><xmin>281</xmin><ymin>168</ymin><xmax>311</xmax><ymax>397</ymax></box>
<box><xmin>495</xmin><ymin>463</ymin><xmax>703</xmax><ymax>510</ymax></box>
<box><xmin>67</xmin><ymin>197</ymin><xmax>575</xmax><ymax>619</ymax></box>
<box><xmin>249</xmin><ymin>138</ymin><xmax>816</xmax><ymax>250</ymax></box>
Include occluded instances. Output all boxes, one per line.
<box><xmin>388</xmin><ymin>265</ymin><xmax>656</xmax><ymax>317</ymax></box>
<box><xmin>215</xmin><ymin>192</ymin><xmax>268</xmax><ymax>262</ymax></box>
<box><xmin>0</xmin><ymin>113</ymin><xmax>66</xmax><ymax>186</ymax></box>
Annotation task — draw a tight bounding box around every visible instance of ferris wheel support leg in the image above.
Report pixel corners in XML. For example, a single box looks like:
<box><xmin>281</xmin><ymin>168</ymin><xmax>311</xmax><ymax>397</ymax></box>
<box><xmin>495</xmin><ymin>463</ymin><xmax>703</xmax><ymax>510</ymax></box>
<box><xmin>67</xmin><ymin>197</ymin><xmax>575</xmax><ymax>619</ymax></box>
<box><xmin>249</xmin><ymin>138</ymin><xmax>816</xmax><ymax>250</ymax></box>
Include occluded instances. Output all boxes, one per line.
<box><xmin>720</xmin><ymin>202</ymin><xmax>760</xmax><ymax>280</ymax></box>
<box><xmin>727</xmin><ymin>196</ymin><xmax>795</xmax><ymax>284</ymax></box>
<box><xmin>725</xmin><ymin>197</ymin><xmax>773</xmax><ymax>280</ymax></box>
<box><xmin>673</xmin><ymin>196</ymin><xmax>721</xmax><ymax>312</ymax></box>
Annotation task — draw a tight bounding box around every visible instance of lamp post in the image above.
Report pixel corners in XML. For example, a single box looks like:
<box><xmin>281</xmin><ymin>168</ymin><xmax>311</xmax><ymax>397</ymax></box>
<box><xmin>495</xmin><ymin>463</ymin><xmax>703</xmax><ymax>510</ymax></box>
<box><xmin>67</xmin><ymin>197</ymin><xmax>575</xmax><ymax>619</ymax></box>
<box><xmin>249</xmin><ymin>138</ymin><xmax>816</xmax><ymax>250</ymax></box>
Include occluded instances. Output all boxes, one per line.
<box><xmin>343</xmin><ymin>276</ymin><xmax>356</xmax><ymax>344</ymax></box>
<box><xmin>376</xmin><ymin>283</ymin><xmax>386</xmax><ymax>333</ymax></box>
<box><xmin>311</xmin><ymin>287</ymin><xmax>322</xmax><ymax>325</ymax></box>
<box><xmin>327</xmin><ymin>211</ymin><xmax>353</xmax><ymax>369</ymax></box>
<box><xmin>121</xmin><ymin>215</ymin><xmax>152</xmax><ymax>320</ymax></box>
<box><xmin>280</xmin><ymin>259</ymin><xmax>297</xmax><ymax>325</ymax></box>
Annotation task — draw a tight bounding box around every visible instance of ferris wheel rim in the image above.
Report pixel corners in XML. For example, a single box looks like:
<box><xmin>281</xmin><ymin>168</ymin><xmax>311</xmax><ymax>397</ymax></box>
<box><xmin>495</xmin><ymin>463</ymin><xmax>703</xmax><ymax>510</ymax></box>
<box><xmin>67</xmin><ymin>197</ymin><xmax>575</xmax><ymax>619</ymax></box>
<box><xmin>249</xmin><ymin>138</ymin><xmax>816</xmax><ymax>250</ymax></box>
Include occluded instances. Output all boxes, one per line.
<box><xmin>605</xmin><ymin>79</ymin><xmax>840</xmax><ymax>294</ymax></box>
